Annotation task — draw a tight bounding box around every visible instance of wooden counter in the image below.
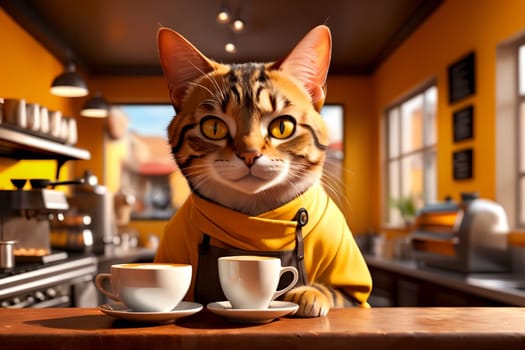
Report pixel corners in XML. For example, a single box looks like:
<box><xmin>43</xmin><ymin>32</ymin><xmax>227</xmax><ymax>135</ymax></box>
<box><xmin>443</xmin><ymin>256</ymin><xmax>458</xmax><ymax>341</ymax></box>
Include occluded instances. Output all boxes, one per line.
<box><xmin>1</xmin><ymin>307</ymin><xmax>525</xmax><ymax>350</ymax></box>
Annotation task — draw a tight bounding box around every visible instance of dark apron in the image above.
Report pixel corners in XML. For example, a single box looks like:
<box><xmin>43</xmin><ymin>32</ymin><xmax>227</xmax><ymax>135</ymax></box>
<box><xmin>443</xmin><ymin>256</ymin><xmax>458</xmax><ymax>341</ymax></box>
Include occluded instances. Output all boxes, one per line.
<box><xmin>194</xmin><ymin>208</ymin><xmax>309</xmax><ymax>305</ymax></box>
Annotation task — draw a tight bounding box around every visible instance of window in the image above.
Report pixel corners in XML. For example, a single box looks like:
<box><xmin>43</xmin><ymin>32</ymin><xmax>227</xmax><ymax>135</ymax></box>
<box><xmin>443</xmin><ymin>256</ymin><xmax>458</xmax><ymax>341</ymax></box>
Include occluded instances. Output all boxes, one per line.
<box><xmin>517</xmin><ymin>43</ymin><xmax>525</xmax><ymax>226</ymax></box>
<box><xmin>106</xmin><ymin>104</ymin><xmax>185</xmax><ymax>220</ymax></box>
<box><xmin>385</xmin><ymin>84</ymin><xmax>437</xmax><ymax>226</ymax></box>
<box><xmin>495</xmin><ymin>33</ymin><xmax>525</xmax><ymax>229</ymax></box>
<box><xmin>320</xmin><ymin>105</ymin><xmax>345</xmax><ymax>209</ymax></box>
<box><xmin>321</xmin><ymin>104</ymin><xmax>344</xmax><ymax>161</ymax></box>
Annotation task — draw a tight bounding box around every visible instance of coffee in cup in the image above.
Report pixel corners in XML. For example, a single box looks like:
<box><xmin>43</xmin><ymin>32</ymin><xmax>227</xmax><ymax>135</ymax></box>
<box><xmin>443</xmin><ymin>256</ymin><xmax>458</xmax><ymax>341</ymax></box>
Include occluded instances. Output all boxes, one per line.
<box><xmin>95</xmin><ymin>263</ymin><xmax>192</xmax><ymax>312</ymax></box>
<box><xmin>218</xmin><ymin>256</ymin><xmax>299</xmax><ymax>309</ymax></box>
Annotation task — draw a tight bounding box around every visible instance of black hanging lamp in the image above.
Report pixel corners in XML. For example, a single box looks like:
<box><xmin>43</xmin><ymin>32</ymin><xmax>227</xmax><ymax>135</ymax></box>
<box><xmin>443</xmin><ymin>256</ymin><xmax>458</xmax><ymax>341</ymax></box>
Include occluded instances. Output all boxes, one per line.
<box><xmin>50</xmin><ymin>61</ymin><xmax>89</xmax><ymax>97</ymax></box>
<box><xmin>80</xmin><ymin>92</ymin><xmax>110</xmax><ymax>118</ymax></box>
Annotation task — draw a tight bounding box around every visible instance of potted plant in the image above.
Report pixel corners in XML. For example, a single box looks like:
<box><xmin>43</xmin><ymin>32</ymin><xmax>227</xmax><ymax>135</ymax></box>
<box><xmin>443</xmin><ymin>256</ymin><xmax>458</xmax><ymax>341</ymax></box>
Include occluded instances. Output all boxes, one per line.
<box><xmin>390</xmin><ymin>196</ymin><xmax>416</xmax><ymax>227</ymax></box>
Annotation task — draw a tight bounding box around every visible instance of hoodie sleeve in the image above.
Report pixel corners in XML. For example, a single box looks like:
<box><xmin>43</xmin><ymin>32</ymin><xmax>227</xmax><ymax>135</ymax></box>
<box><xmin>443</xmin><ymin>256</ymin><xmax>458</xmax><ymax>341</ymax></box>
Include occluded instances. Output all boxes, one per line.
<box><xmin>325</xmin><ymin>222</ymin><xmax>372</xmax><ymax>306</ymax></box>
<box><xmin>304</xmin><ymin>197</ymin><xmax>372</xmax><ymax>307</ymax></box>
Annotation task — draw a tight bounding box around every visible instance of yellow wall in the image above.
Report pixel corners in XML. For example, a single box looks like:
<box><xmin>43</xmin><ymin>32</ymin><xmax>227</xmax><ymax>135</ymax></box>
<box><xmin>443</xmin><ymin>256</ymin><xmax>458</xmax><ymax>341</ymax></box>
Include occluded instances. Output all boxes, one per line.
<box><xmin>0</xmin><ymin>8</ymin><xmax>84</xmax><ymax>186</ymax></box>
<box><xmin>372</xmin><ymin>0</ymin><xmax>525</xmax><ymax>229</ymax></box>
<box><xmin>325</xmin><ymin>76</ymin><xmax>375</xmax><ymax>234</ymax></box>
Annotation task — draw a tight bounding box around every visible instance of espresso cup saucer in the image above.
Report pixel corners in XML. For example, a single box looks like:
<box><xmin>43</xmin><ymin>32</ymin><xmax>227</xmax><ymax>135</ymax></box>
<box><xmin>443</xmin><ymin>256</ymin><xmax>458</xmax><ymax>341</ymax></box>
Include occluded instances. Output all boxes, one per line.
<box><xmin>98</xmin><ymin>301</ymin><xmax>203</xmax><ymax>323</ymax></box>
<box><xmin>206</xmin><ymin>300</ymin><xmax>299</xmax><ymax>324</ymax></box>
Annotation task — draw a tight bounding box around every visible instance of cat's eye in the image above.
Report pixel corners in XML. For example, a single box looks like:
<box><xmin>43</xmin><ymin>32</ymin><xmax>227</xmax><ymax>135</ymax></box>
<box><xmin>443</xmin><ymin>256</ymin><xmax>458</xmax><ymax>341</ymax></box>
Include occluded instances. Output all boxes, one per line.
<box><xmin>268</xmin><ymin>116</ymin><xmax>296</xmax><ymax>139</ymax></box>
<box><xmin>200</xmin><ymin>116</ymin><xmax>229</xmax><ymax>140</ymax></box>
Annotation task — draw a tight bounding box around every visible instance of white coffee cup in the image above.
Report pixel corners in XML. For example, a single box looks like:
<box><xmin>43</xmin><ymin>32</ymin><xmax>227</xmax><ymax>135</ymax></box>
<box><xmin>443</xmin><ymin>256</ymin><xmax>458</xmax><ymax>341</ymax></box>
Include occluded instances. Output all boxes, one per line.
<box><xmin>39</xmin><ymin>106</ymin><xmax>49</xmax><ymax>133</ymax></box>
<box><xmin>49</xmin><ymin>110</ymin><xmax>62</xmax><ymax>137</ymax></box>
<box><xmin>26</xmin><ymin>103</ymin><xmax>40</xmax><ymax>131</ymax></box>
<box><xmin>218</xmin><ymin>255</ymin><xmax>299</xmax><ymax>309</ymax></box>
<box><xmin>67</xmin><ymin>117</ymin><xmax>77</xmax><ymax>144</ymax></box>
<box><xmin>95</xmin><ymin>263</ymin><xmax>192</xmax><ymax>312</ymax></box>
<box><xmin>3</xmin><ymin>98</ymin><xmax>26</xmax><ymax>127</ymax></box>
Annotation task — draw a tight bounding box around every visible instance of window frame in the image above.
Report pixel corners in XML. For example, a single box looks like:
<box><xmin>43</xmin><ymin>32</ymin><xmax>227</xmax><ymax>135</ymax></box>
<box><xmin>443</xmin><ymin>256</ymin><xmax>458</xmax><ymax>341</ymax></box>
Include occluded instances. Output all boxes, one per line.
<box><xmin>384</xmin><ymin>81</ymin><xmax>437</xmax><ymax>226</ymax></box>
<box><xmin>516</xmin><ymin>40</ymin><xmax>525</xmax><ymax>227</ymax></box>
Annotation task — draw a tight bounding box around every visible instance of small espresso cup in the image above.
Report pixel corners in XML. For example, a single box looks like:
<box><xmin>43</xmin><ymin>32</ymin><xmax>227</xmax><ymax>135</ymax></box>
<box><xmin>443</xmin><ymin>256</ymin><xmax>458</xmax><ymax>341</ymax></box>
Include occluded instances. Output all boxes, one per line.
<box><xmin>95</xmin><ymin>263</ymin><xmax>192</xmax><ymax>312</ymax></box>
<box><xmin>218</xmin><ymin>256</ymin><xmax>299</xmax><ymax>309</ymax></box>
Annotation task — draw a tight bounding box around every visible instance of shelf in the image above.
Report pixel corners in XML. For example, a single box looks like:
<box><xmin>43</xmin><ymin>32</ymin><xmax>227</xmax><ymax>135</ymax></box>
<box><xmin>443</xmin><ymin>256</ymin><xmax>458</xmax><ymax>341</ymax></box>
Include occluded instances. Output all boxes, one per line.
<box><xmin>0</xmin><ymin>125</ymin><xmax>91</xmax><ymax>178</ymax></box>
<box><xmin>0</xmin><ymin>125</ymin><xmax>90</xmax><ymax>161</ymax></box>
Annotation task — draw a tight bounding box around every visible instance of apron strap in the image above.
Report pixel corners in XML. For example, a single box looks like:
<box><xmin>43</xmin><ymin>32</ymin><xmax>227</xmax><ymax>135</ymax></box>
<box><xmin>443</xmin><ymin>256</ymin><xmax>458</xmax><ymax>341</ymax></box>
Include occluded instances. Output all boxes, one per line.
<box><xmin>293</xmin><ymin>208</ymin><xmax>309</xmax><ymax>286</ymax></box>
<box><xmin>199</xmin><ymin>233</ymin><xmax>211</xmax><ymax>254</ymax></box>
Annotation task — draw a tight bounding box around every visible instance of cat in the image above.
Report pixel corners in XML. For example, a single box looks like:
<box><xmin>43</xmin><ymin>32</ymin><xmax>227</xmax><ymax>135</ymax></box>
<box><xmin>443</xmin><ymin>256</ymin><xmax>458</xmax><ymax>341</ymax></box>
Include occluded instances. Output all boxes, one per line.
<box><xmin>154</xmin><ymin>25</ymin><xmax>372</xmax><ymax>317</ymax></box>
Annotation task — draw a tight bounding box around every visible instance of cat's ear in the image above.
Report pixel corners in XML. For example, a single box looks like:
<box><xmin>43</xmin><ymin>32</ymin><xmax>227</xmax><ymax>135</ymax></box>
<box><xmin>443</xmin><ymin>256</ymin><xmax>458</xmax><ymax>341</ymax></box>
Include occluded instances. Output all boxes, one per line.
<box><xmin>157</xmin><ymin>27</ymin><xmax>215</xmax><ymax>111</ymax></box>
<box><xmin>272</xmin><ymin>25</ymin><xmax>332</xmax><ymax>111</ymax></box>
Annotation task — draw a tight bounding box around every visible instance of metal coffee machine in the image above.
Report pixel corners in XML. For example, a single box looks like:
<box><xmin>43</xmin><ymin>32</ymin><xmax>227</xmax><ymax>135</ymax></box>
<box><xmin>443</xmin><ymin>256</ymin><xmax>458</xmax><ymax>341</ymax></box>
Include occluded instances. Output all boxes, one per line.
<box><xmin>0</xmin><ymin>188</ymin><xmax>69</xmax><ymax>258</ymax></box>
<box><xmin>410</xmin><ymin>193</ymin><xmax>510</xmax><ymax>273</ymax></box>
<box><xmin>67</xmin><ymin>174</ymin><xmax>116</xmax><ymax>254</ymax></box>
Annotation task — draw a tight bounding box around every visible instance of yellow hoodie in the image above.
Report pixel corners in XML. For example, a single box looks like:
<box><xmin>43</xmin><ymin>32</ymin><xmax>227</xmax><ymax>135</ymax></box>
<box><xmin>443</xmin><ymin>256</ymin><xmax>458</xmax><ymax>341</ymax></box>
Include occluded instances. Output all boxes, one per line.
<box><xmin>155</xmin><ymin>184</ymin><xmax>372</xmax><ymax>306</ymax></box>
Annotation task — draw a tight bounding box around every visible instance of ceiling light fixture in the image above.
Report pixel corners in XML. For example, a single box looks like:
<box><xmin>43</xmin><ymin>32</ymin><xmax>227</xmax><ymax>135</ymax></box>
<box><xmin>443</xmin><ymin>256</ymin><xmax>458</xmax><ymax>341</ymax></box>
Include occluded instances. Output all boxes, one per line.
<box><xmin>80</xmin><ymin>92</ymin><xmax>110</xmax><ymax>118</ymax></box>
<box><xmin>217</xmin><ymin>3</ymin><xmax>245</xmax><ymax>53</ymax></box>
<box><xmin>50</xmin><ymin>61</ymin><xmax>89</xmax><ymax>97</ymax></box>
<box><xmin>225</xmin><ymin>40</ymin><xmax>237</xmax><ymax>54</ymax></box>
<box><xmin>216</xmin><ymin>8</ymin><xmax>230</xmax><ymax>23</ymax></box>
<box><xmin>231</xmin><ymin>18</ymin><xmax>245</xmax><ymax>32</ymax></box>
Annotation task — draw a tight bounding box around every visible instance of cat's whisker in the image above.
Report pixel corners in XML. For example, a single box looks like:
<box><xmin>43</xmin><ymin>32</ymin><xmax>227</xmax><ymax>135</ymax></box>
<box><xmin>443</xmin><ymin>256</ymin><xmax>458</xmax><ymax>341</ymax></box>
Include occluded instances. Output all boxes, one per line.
<box><xmin>183</xmin><ymin>168</ymin><xmax>211</xmax><ymax>192</ymax></box>
<box><xmin>188</xmin><ymin>81</ymin><xmax>216</xmax><ymax>101</ymax></box>
<box><xmin>187</xmin><ymin>60</ymin><xmax>229</xmax><ymax>104</ymax></box>
<box><xmin>181</xmin><ymin>164</ymin><xmax>209</xmax><ymax>176</ymax></box>
<box><xmin>320</xmin><ymin>158</ymin><xmax>353</xmax><ymax>212</ymax></box>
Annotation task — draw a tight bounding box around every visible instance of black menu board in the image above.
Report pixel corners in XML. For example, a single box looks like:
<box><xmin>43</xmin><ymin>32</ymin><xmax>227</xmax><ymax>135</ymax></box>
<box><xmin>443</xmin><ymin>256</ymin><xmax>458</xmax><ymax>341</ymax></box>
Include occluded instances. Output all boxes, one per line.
<box><xmin>453</xmin><ymin>105</ymin><xmax>474</xmax><ymax>142</ymax></box>
<box><xmin>453</xmin><ymin>149</ymin><xmax>473</xmax><ymax>180</ymax></box>
<box><xmin>448</xmin><ymin>52</ymin><xmax>476</xmax><ymax>104</ymax></box>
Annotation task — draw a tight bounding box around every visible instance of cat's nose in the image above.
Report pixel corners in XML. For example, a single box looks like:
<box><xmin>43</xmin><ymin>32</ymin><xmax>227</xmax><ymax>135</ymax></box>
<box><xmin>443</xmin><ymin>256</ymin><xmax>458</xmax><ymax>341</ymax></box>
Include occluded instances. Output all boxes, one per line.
<box><xmin>237</xmin><ymin>150</ymin><xmax>261</xmax><ymax>167</ymax></box>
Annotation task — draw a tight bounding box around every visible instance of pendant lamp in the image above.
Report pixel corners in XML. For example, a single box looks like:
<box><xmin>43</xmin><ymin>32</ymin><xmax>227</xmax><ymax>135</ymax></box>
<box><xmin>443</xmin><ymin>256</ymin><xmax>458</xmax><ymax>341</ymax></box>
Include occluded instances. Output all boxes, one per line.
<box><xmin>81</xmin><ymin>92</ymin><xmax>110</xmax><ymax>118</ymax></box>
<box><xmin>50</xmin><ymin>61</ymin><xmax>89</xmax><ymax>97</ymax></box>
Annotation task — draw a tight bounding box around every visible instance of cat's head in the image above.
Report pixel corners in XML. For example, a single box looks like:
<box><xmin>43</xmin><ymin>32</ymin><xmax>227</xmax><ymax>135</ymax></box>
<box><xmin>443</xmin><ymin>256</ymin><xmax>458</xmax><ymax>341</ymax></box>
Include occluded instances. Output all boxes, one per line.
<box><xmin>158</xmin><ymin>25</ymin><xmax>332</xmax><ymax>215</ymax></box>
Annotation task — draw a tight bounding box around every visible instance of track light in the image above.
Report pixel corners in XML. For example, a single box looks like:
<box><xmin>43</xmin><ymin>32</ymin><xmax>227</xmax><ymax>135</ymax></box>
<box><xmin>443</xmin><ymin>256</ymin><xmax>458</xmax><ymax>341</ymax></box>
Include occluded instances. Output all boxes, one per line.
<box><xmin>50</xmin><ymin>61</ymin><xmax>89</xmax><ymax>97</ymax></box>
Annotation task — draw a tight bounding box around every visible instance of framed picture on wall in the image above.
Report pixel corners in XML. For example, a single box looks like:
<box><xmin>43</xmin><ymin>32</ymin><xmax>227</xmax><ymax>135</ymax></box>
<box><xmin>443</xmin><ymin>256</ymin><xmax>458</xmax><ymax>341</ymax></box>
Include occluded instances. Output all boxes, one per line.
<box><xmin>453</xmin><ymin>105</ymin><xmax>474</xmax><ymax>142</ymax></box>
<box><xmin>448</xmin><ymin>51</ymin><xmax>476</xmax><ymax>104</ymax></box>
<box><xmin>453</xmin><ymin>148</ymin><xmax>474</xmax><ymax>180</ymax></box>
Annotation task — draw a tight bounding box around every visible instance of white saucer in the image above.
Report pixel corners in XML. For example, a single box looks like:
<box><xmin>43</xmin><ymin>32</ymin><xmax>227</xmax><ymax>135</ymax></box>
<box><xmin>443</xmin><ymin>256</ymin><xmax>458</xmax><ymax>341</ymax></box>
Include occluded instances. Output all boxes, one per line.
<box><xmin>98</xmin><ymin>301</ymin><xmax>203</xmax><ymax>323</ymax></box>
<box><xmin>206</xmin><ymin>300</ymin><xmax>299</xmax><ymax>324</ymax></box>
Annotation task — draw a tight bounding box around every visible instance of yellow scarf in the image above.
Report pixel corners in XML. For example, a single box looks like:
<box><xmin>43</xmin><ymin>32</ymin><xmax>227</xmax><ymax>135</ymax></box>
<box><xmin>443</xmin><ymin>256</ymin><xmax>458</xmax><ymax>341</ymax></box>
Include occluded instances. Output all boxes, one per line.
<box><xmin>155</xmin><ymin>184</ymin><xmax>372</xmax><ymax>306</ymax></box>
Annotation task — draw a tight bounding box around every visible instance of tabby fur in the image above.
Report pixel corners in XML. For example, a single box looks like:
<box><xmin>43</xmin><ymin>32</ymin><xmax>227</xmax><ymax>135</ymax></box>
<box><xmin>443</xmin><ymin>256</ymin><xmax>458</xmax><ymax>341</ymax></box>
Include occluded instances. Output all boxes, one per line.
<box><xmin>156</xmin><ymin>25</ymin><xmax>370</xmax><ymax>317</ymax></box>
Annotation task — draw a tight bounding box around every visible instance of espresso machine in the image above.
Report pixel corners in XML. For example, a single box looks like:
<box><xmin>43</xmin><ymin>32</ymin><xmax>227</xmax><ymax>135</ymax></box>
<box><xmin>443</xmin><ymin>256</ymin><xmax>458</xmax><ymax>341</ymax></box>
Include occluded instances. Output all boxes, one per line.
<box><xmin>66</xmin><ymin>173</ymin><xmax>117</xmax><ymax>254</ymax></box>
<box><xmin>410</xmin><ymin>194</ymin><xmax>510</xmax><ymax>273</ymax></box>
<box><xmin>0</xmin><ymin>187</ymin><xmax>69</xmax><ymax>263</ymax></box>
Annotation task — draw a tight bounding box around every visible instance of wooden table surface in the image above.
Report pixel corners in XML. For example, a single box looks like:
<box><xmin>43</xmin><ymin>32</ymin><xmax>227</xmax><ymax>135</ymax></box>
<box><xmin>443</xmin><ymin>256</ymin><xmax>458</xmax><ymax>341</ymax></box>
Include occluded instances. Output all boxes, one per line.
<box><xmin>1</xmin><ymin>307</ymin><xmax>525</xmax><ymax>350</ymax></box>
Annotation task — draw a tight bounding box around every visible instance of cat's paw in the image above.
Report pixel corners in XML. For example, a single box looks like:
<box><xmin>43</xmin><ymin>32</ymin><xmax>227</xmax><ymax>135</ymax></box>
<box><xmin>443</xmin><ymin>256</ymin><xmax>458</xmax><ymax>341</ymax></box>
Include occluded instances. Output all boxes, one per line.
<box><xmin>282</xmin><ymin>285</ymin><xmax>331</xmax><ymax>317</ymax></box>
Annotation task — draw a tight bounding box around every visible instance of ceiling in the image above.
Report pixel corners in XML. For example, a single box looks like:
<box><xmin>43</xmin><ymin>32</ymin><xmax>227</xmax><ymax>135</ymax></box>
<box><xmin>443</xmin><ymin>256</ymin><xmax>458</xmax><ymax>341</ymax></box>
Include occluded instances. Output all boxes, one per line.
<box><xmin>1</xmin><ymin>0</ymin><xmax>443</xmax><ymax>76</ymax></box>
